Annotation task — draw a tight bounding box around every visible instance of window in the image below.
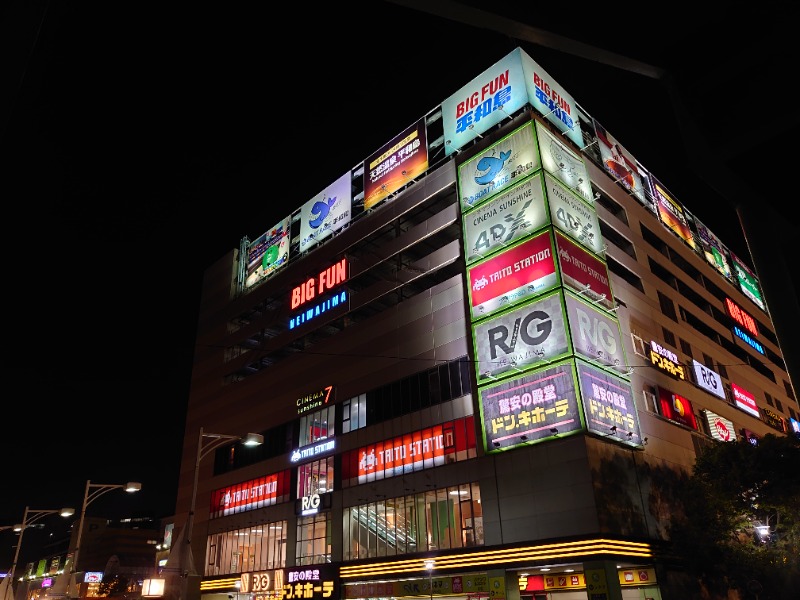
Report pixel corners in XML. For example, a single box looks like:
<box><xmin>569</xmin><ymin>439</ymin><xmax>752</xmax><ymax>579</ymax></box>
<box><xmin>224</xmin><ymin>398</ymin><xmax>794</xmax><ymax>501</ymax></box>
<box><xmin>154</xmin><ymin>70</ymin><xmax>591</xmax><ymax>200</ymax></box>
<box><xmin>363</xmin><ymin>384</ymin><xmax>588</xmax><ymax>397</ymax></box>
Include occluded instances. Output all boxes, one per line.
<box><xmin>765</xmin><ymin>393</ymin><xmax>774</xmax><ymax>407</ymax></box>
<box><xmin>296</xmin><ymin>514</ymin><xmax>331</xmax><ymax>565</ymax></box>
<box><xmin>297</xmin><ymin>457</ymin><xmax>334</xmax><ymax>497</ymax></box>
<box><xmin>631</xmin><ymin>334</ymin><xmax>648</xmax><ymax>358</ymax></box>
<box><xmin>775</xmin><ymin>398</ymin><xmax>784</xmax><ymax>412</ymax></box>
<box><xmin>662</xmin><ymin>327</ymin><xmax>676</xmax><ymax>348</ymax></box>
<box><xmin>658</xmin><ymin>291</ymin><xmax>678</xmax><ymax>322</ymax></box>
<box><xmin>341</xmin><ymin>393</ymin><xmax>366</xmax><ymax>433</ymax></box>
<box><xmin>299</xmin><ymin>405</ymin><xmax>335</xmax><ymax>447</ymax></box>
<box><xmin>204</xmin><ymin>521</ymin><xmax>287</xmax><ymax>576</ymax></box>
<box><xmin>679</xmin><ymin>338</ymin><xmax>692</xmax><ymax>358</ymax></box>
<box><xmin>342</xmin><ymin>482</ymin><xmax>483</xmax><ymax>560</ymax></box>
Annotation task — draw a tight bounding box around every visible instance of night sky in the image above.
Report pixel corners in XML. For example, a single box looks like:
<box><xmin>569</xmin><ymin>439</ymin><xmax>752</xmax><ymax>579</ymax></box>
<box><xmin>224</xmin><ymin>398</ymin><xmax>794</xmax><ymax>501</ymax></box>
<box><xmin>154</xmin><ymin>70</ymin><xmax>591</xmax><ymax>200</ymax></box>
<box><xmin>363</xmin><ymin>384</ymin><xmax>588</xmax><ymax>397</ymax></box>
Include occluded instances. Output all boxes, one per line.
<box><xmin>2</xmin><ymin>0</ymin><xmax>798</xmax><ymax>570</ymax></box>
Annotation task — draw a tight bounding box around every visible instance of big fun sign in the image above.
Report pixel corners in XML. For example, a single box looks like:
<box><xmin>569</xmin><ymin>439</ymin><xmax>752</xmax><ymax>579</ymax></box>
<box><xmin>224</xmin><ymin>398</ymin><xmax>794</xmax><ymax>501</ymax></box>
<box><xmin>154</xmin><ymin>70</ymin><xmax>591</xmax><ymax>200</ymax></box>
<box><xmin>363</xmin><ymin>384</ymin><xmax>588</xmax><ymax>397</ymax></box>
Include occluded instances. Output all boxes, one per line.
<box><xmin>290</xmin><ymin>258</ymin><xmax>348</xmax><ymax>309</ymax></box>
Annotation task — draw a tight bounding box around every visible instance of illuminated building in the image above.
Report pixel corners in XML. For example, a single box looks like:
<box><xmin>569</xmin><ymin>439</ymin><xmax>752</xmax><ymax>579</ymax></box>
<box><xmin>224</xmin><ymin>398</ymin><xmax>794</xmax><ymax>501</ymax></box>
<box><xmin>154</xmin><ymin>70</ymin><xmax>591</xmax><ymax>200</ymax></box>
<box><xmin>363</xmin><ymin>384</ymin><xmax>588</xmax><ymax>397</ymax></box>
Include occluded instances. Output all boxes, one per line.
<box><xmin>174</xmin><ymin>47</ymin><xmax>797</xmax><ymax>600</ymax></box>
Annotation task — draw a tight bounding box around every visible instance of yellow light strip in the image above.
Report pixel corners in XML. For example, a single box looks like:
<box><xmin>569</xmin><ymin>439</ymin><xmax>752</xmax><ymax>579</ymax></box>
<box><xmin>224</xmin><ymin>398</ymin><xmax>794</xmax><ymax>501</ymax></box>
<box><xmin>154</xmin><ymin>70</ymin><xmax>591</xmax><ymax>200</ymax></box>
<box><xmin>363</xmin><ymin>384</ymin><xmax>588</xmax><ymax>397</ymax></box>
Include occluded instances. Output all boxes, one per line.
<box><xmin>200</xmin><ymin>578</ymin><xmax>240</xmax><ymax>590</ymax></box>
<box><xmin>340</xmin><ymin>539</ymin><xmax>651</xmax><ymax>578</ymax></box>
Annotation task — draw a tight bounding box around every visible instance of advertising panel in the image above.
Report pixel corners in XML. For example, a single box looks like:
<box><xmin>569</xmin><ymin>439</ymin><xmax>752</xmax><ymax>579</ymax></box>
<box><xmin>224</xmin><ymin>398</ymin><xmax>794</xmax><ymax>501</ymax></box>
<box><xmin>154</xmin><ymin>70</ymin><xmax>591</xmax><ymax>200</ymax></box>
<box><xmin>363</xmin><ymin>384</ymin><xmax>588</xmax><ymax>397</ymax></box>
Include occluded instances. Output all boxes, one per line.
<box><xmin>651</xmin><ymin>178</ymin><xmax>698</xmax><ymax>251</ymax></box>
<box><xmin>283</xmin><ymin>565</ymin><xmax>337</xmax><ymax>600</ymax></box>
<box><xmin>519</xmin><ymin>50</ymin><xmax>583</xmax><ymax>147</ymax></box>
<box><xmin>467</xmin><ymin>231</ymin><xmax>557</xmax><ymax>320</ymax></box>
<box><xmin>245</xmin><ymin>217</ymin><xmax>291</xmax><ymax>288</ymax></box>
<box><xmin>299</xmin><ymin>172</ymin><xmax>352</xmax><ymax>252</ymax></box>
<box><xmin>442</xmin><ymin>48</ymin><xmax>527</xmax><ymax>156</ymax></box>
<box><xmin>356</xmin><ymin>424</ymin><xmax>447</xmax><ymax>483</ymax></box>
<box><xmin>693</xmin><ymin>215</ymin><xmax>733</xmax><ymax>280</ymax></box>
<box><xmin>761</xmin><ymin>407</ymin><xmax>786</xmax><ymax>432</ymax></box>
<box><xmin>364</xmin><ymin>118</ymin><xmax>429</xmax><ymax>210</ymax></box>
<box><xmin>593</xmin><ymin>120</ymin><xmax>649</xmax><ymax>206</ymax></box>
<box><xmin>702</xmin><ymin>410</ymin><xmax>736</xmax><ymax>442</ymax></box>
<box><xmin>472</xmin><ymin>291</ymin><xmax>569</xmax><ymax>383</ymax></box>
<box><xmin>565</xmin><ymin>292</ymin><xmax>627</xmax><ymax>374</ymax></box>
<box><xmin>457</xmin><ymin>121</ymin><xmax>540</xmax><ymax>211</ymax></box>
<box><xmin>692</xmin><ymin>360</ymin><xmax>726</xmax><ymax>400</ymax></box>
<box><xmin>462</xmin><ymin>172</ymin><xmax>548</xmax><ymax>263</ymax></box>
<box><xmin>535</xmin><ymin>121</ymin><xmax>594</xmax><ymax>205</ymax></box>
<box><xmin>577</xmin><ymin>360</ymin><xmax>641</xmax><ymax>444</ymax></box>
<box><xmin>479</xmin><ymin>361</ymin><xmax>582</xmax><ymax>450</ymax></box>
<box><xmin>545</xmin><ymin>173</ymin><xmax>604</xmax><ymax>256</ymax></box>
<box><xmin>730</xmin><ymin>252</ymin><xmax>767</xmax><ymax>312</ymax></box>
<box><xmin>725</xmin><ymin>297</ymin><xmax>759</xmax><ymax>336</ymax></box>
<box><xmin>555</xmin><ymin>231</ymin><xmax>613</xmax><ymax>309</ymax></box>
<box><xmin>648</xmin><ymin>339</ymin><xmax>686</xmax><ymax>380</ymax></box>
<box><xmin>210</xmin><ymin>471</ymin><xmax>289</xmax><ymax>518</ymax></box>
<box><xmin>657</xmin><ymin>388</ymin><xmax>698</xmax><ymax>430</ymax></box>
<box><xmin>731</xmin><ymin>382</ymin><xmax>760</xmax><ymax>418</ymax></box>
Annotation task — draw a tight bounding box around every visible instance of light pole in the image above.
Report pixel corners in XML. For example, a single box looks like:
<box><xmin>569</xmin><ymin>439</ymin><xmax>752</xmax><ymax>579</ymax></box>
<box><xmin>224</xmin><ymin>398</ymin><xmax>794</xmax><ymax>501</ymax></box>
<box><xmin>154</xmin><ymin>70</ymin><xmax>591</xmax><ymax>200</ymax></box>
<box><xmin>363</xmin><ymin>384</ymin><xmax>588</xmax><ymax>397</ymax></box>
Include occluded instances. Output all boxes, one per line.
<box><xmin>424</xmin><ymin>559</ymin><xmax>435</xmax><ymax>600</ymax></box>
<box><xmin>178</xmin><ymin>428</ymin><xmax>263</xmax><ymax>600</ymax></box>
<box><xmin>1</xmin><ymin>506</ymin><xmax>75</xmax><ymax>600</ymax></box>
<box><xmin>70</xmin><ymin>480</ymin><xmax>142</xmax><ymax>588</ymax></box>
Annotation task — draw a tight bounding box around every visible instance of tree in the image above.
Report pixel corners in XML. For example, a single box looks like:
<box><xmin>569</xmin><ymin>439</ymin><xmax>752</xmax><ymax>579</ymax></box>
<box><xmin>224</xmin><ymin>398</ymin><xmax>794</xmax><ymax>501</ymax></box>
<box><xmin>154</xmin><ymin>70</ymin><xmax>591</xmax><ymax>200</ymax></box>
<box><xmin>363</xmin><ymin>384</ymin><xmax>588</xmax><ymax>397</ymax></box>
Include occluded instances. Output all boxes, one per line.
<box><xmin>668</xmin><ymin>433</ymin><xmax>800</xmax><ymax>599</ymax></box>
<box><xmin>98</xmin><ymin>574</ymin><xmax>132</xmax><ymax>597</ymax></box>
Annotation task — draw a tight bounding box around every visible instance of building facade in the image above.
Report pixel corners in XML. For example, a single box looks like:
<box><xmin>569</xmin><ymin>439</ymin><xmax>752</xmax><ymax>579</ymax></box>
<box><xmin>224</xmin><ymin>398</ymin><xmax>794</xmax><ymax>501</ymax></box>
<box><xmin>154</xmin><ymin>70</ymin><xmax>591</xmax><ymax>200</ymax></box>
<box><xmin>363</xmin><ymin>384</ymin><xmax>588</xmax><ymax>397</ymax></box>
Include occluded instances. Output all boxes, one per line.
<box><xmin>172</xmin><ymin>47</ymin><xmax>797</xmax><ymax>600</ymax></box>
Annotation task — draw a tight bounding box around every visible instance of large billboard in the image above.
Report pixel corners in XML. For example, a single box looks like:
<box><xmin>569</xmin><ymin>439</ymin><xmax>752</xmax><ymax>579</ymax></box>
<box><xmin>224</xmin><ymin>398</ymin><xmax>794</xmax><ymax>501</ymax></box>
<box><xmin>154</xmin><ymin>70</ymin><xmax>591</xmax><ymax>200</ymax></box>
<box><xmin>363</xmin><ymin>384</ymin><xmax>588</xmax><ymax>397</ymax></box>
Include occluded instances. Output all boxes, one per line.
<box><xmin>731</xmin><ymin>382</ymin><xmax>760</xmax><ymax>418</ymax></box>
<box><xmin>565</xmin><ymin>292</ymin><xmax>627</xmax><ymax>375</ymax></box>
<box><xmin>467</xmin><ymin>230</ymin><xmax>557</xmax><ymax>320</ymax></box>
<box><xmin>692</xmin><ymin>214</ymin><xmax>733</xmax><ymax>280</ymax></box>
<box><xmin>730</xmin><ymin>252</ymin><xmax>767</xmax><ymax>312</ymax></box>
<box><xmin>535</xmin><ymin>121</ymin><xmax>594</xmax><ymax>205</ymax></box>
<box><xmin>519</xmin><ymin>50</ymin><xmax>583</xmax><ymax>148</ymax></box>
<box><xmin>651</xmin><ymin>178</ymin><xmax>698</xmax><ymax>252</ymax></box>
<box><xmin>702</xmin><ymin>410</ymin><xmax>736</xmax><ymax>442</ymax></box>
<box><xmin>442</xmin><ymin>48</ymin><xmax>583</xmax><ymax>155</ymax></box>
<box><xmin>479</xmin><ymin>361</ymin><xmax>582</xmax><ymax>451</ymax></box>
<box><xmin>210</xmin><ymin>471</ymin><xmax>290</xmax><ymax>518</ymax></box>
<box><xmin>457</xmin><ymin>121</ymin><xmax>541</xmax><ymax>211</ymax></box>
<box><xmin>577</xmin><ymin>361</ymin><xmax>642</xmax><ymax>445</ymax></box>
<box><xmin>299</xmin><ymin>172</ymin><xmax>352</xmax><ymax>252</ymax></box>
<box><xmin>593</xmin><ymin>119</ymin><xmax>650</xmax><ymax>207</ymax></box>
<box><xmin>545</xmin><ymin>173</ymin><xmax>604</xmax><ymax>256</ymax></box>
<box><xmin>442</xmin><ymin>48</ymin><xmax>528</xmax><ymax>156</ymax></box>
<box><xmin>364</xmin><ymin>118</ymin><xmax>429</xmax><ymax>210</ymax></box>
<box><xmin>472</xmin><ymin>291</ymin><xmax>569</xmax><ymax>383</ymax></box>
<box><xmin>555</xmin><ymin>231</ymin><xmax>613</xmax><ymax>310</ymax></box>
<box><xmin>245</xmin><ymin>217</ymin><xmax>292</xmax><ymax>288</ymax></box>
<box><xmin>658</xmin><ymin>388</ymin><xmax>698</xmax><ymax>430</ymax></box>
<box><xmin>462</xmin><ymin>172</ymin><xmax>548</xmax><ymax>264</ymax></box>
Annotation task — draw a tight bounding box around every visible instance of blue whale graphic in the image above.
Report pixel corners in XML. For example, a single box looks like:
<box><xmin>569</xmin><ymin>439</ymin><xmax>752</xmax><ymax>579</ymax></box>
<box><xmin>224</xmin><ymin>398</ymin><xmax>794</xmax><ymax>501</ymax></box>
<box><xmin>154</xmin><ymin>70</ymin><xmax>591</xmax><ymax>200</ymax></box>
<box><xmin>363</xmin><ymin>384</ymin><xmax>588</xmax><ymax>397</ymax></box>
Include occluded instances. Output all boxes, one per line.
<box><xmin>474</xmin><ymin>150</ymin><xmax>511</xmax><ymax>185</ymax></box>
<box><xmin>309</xmin><ymin>196</ymin><xmax>337</xmax><ymax>229</ymax></box>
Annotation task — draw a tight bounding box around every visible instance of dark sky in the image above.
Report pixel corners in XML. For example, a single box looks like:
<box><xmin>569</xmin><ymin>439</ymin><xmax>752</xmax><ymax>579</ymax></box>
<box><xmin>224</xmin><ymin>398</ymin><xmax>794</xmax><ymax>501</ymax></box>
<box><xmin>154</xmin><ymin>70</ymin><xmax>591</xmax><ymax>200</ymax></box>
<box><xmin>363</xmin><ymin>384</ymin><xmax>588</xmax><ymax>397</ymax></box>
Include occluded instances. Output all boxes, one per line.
<box><xmin>2</xmin><ymin>0</ymin><xmax>798</xmax><ymax>570</ymax></box>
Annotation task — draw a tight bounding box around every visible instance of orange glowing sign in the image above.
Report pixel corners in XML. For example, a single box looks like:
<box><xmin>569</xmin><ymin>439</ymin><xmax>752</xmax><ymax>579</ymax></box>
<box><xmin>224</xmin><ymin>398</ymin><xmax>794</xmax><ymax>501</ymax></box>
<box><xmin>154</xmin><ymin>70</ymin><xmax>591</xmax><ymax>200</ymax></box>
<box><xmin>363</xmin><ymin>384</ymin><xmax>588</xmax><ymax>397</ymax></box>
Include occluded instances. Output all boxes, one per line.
<box><xmin>290</xmin><ymin>258</ymin><xmax>347</xmax><ymax>309</ymax></box>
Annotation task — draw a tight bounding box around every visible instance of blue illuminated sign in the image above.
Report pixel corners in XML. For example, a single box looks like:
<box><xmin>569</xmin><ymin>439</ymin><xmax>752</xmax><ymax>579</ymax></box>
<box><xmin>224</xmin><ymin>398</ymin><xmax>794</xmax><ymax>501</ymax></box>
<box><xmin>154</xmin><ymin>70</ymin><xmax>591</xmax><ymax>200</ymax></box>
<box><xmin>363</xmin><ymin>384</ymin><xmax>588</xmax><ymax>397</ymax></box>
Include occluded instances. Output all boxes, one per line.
<box><xmin>733</xmin><ymin>326</ymin><xmax>764</xmax><ymax>354</ymax></box>
<box><xmin>288</xmin><ymin>290</ymin><xmax>347</xmax><ymax>329</ymax></box>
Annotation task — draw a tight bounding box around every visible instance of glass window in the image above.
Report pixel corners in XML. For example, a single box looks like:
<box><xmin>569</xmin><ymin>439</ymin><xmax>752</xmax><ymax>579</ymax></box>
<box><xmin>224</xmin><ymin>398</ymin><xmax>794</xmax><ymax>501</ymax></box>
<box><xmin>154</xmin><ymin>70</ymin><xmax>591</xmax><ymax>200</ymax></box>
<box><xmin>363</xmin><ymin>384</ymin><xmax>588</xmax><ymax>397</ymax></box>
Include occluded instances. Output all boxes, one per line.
<box><xmin>204</xmin><ymin>520</ymin><xmax>287</xmax><ymax>576</ymax></box>
<box><xmin>297</xmin><ymin>456</ymin><xmax>334</xmax><ymax>497</ymax></box>
<box><xmin>296</xmin><ymin>514</ymin><xmax>331</xmax><ymax>565</ymax></box>
<box><xmin>342</xmin><ymin>394</ymin><xmax>366</xmax><ymax>434</ymax></box>
<box><xmin>343</xmin><ymin>482</ymin><xmax>482</xmax><ymax>560</ymax></box>
<box><xmin>299</xmin><ymin>405</ymin><xmax>335</xmax><ymax>446</ymax></box>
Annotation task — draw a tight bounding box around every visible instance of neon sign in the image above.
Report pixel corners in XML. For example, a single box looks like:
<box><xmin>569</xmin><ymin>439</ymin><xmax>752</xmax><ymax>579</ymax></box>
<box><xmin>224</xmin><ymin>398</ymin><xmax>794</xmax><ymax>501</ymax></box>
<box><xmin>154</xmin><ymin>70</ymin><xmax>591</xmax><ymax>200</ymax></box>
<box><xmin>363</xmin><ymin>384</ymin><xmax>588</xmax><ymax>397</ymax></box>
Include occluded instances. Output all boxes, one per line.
<box><xmin>297</xmin><ymin>386</ymin><xmax>334</xmax><ymax>415</ymax></box>
<box><xmin>649</xmin><ymin>340</ymin><xmax>685</xmax><ymax>380</ymax></box>
<box><xmin>290</xmin><ymin>258</ymin><xmax>347</xmax><ymax>309</ymax></box>
<box><xmin>288</xmin><ymin>291</ymin><xmax>347</xmax><ymax>330</ymax></box>
<box><xmin>725</xmin><ymin>297</ymin><xmax>758</xmax><ymax>336</ymax></box>
<box><xmin>733</xmin><ymin>326</ymin><xmax>764</xmax><ymax>354</ymax></box>
<box><xmin>290</xmin><ymin>439</ymin><xmax>335</xmax><ymax>463</ymax></box>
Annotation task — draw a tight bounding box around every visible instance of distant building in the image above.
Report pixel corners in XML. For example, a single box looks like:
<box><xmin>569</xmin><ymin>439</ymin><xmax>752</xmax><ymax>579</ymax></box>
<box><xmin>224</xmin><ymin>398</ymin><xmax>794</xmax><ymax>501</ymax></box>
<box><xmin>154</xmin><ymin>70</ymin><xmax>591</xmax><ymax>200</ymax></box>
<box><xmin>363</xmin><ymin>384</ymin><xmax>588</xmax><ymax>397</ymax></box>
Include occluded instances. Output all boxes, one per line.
<box><xmin>173</xmin><ymin>46</ymin><xmax>797</xmax><ymax>600</ymax></box>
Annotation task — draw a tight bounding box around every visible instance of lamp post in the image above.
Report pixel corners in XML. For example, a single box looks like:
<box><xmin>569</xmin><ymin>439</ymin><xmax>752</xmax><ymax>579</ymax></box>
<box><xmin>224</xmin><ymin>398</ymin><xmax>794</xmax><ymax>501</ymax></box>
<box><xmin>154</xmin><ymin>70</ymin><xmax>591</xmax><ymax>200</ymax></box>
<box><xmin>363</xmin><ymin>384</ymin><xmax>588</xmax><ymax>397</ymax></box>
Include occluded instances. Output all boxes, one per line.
<box><xmin>178</xmin><ymin>428</ymin><xmax>263</xmax><ymax>600</ymax></box>
<box><xmin>424</xmin><ymin>559</ymin><xmax>435</xmax><ymax>600</ymax></box>
<box><xmin>2</xmin><ymin>506</ymin><xmax>75</xmax><ymax>600</ymax></box>
<box><xmin>70</xmin><ymin>480</ymin><xmax>142</xmax><ymax>586</ymax></box>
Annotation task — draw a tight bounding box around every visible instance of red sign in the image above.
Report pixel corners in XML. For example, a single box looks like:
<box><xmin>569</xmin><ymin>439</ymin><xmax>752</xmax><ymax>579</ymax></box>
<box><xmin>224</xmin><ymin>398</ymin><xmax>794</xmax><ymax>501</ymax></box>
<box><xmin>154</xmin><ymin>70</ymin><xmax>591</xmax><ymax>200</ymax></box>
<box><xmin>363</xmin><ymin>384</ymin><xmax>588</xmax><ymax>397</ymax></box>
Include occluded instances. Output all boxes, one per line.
<box><xmin>725</xmin><ymin>297</ymin><xmax>758</xmax><ymax>337</ymax></box>
<box><xmin>731</xmin><ymin>382</ymin><xmax>760</xmax><ymax>418</ymax></box>
<box><xmin>290</xmin><ymin>258</ymin><xmax>347</xmax><ymax>309</ymax></box>
<box><xmin>658</xmin><ymin>388</ymin><xmax>697</xmax><ymax>429</ymax></box>
<box><xmin>555</xmin><ymin>231</ymin><xmax>613</xmax><ymax>307</ymax></box>
<box><xmin>210</xmin><ymin>471</ymin><xmax>290</xmax><ymax>517</ymax></box>
<box><xmin>468</xmin><ymin>231</ymin><xmax>556</xmax><ymax>314</ymax></box>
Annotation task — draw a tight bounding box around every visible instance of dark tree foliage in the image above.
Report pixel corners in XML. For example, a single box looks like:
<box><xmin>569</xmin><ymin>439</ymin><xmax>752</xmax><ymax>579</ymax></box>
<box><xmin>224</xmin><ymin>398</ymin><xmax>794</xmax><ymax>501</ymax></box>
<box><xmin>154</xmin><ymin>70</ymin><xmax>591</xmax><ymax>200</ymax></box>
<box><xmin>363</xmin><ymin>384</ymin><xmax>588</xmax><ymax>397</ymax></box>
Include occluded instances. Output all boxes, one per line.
<box><xmin>98</xmin><ymin>574</ymin><xmax>131</xmax><ymax>597</ymax></box>
<box><xmin>668</xmin><ymin>433</ymin><xmax>800</xmax><ymax>599</ymax></box>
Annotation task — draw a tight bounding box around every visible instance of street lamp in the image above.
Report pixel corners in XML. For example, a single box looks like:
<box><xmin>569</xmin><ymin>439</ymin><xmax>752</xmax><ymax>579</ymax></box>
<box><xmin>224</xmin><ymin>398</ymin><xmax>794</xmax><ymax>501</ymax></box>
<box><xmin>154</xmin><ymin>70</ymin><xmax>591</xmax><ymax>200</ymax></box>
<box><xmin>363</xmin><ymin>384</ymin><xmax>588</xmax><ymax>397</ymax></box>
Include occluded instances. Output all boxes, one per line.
<box><xmin>70</xmin><ymin>480</ymin><xmax>142</xmax><ymax>584</ymax></box>
<box><xmin>1</xmin><ymin>506</ymin><xmax>75</xmax><ymax>600</ymax></box>
<box><xmin>424</xmin><ymin>559</ymin><xmax>435</xmax><ymax>600</ymax></box>
<box><xmin>178</xmin><ymin>428</ymin><xmax>263</xmax><ymax>600</ymax></box>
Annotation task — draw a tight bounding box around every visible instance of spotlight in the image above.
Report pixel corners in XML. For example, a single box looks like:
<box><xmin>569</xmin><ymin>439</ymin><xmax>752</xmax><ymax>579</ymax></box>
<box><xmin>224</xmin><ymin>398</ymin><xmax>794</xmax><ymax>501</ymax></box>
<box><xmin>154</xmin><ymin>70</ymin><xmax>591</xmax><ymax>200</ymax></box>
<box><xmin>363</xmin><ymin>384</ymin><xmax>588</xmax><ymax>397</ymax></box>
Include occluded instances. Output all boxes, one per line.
<box><xmin>521</xmin><ymin>435</ymin><xmax>528</xmax><ymax>441</ymax></box>
<box><xmin>627</xmin><ymin>431</ymin><xmax>634</xmax><ymax>440</ymax></box>
<box><xmin>493</xmin><ymin>441</ymin><xmax>501</xmax><ymax>447</ymax></box>
<box><xmin>643</xmin><ymin>437</ymin><xmax>649</xmax><ymax>445</ymax></box>
<box><xmin>549</xmin><ymin>428</ymin><xmax>559</xmax><ymax>435</ymax></box>
<box><xmin>610</xmin><ymin>425</ymin><xmax>617</xmax><ymax>433</ymax></box>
